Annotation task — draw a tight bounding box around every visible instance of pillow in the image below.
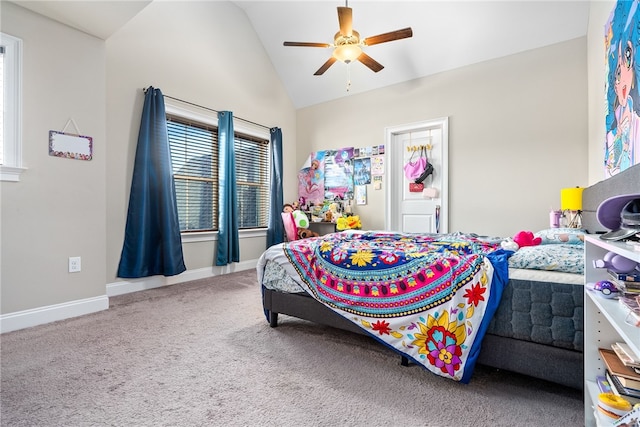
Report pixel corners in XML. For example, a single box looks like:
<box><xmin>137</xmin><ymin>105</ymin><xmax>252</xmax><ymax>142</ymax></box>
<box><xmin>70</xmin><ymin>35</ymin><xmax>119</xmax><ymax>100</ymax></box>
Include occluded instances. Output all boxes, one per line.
<box><xmin>534</xmin><ymin>228</ymin><xmax>585</xmax><ymax>245</ymax></box>
<box><xmin>508</xmin><ymin>244</ymin><xmax>584</xmax><ymax>275</ymax></box>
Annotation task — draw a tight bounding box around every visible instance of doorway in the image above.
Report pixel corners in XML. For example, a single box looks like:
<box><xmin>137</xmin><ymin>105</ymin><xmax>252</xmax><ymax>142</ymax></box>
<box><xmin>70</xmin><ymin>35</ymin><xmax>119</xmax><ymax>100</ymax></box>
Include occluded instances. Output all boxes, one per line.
<box><xmin>384</xmin><ymin>118</ymin><xmax>449</xmax><ymax>233</ymax></box>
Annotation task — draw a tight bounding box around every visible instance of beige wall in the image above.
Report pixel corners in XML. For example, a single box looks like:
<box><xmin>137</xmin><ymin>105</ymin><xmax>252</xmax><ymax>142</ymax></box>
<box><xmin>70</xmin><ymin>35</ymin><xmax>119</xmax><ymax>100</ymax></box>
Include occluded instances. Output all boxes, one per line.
<box><xmin>0</xmin><ymin>1</ymin><xmax>296</xmax><ymax>321</ymax></box>
<box><xmin>105</xmin><ymin>1</ymin><xmax>297</xmax><ymax>283</ymax></box>
<box><xmin>298</xmin><ymin>37</ymin><xmax>588</xmax><ymax>237</ymax></box>
<box><xmin>2</xmin><ymin>0</ymin><xmax>617</xmax><ymax>327</ymax></box>
<box><xmin>1</xmin><ymin>2</ymin><xmax>107</xmax><ymax>314</ymax></box>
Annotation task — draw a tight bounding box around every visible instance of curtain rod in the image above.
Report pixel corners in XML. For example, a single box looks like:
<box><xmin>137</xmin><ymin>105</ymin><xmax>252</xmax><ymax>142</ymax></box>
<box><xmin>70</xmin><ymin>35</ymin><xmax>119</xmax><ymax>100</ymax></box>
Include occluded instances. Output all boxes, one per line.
<box><xmin>142</xmin><ymin>87</ymin><xmax>272</xmax><ymax>131</ymax></box>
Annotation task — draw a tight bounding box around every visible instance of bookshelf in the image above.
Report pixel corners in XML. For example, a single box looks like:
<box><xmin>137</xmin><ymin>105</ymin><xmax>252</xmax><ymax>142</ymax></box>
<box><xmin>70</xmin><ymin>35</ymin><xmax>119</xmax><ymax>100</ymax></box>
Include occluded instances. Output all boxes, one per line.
<box><xmin>584</xmin><ymin>235</ymin><xmax>640</xmax><ymax>426</ymax></box>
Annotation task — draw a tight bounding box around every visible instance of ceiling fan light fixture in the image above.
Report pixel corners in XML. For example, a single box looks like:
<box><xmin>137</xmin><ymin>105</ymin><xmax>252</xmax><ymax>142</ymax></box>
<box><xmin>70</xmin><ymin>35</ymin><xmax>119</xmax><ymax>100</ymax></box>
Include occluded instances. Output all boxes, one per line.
<box><xmin>283</xmin><ymin>5</ymin><xmax>412</xmax><ymax>75</ymax></box>
<box><xmin>333</xmin><ymin>44</ymin><xmax>362</xmax><ymax>63</ymax></box>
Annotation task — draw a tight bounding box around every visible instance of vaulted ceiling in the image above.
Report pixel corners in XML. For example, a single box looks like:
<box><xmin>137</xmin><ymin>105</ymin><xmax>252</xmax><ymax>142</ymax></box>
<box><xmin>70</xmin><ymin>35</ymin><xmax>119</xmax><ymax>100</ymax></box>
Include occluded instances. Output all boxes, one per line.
<box><xmin>10</xmin><ymin>1</ymin><xmax>590</xmax><ymax>108</ymax></box>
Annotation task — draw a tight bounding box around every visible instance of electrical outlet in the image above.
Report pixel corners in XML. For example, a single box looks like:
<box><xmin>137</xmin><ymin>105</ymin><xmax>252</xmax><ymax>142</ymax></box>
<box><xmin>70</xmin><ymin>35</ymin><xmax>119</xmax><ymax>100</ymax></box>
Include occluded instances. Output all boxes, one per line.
<box><xmin>68</xmin><ymin>256</ymin><xmax>81</xmax><ymax>273</ymax></box>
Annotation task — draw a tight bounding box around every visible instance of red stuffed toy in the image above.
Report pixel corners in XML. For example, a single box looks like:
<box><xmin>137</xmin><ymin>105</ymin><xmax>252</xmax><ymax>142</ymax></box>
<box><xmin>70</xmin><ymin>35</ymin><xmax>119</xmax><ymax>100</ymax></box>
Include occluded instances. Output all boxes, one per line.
<box><xmin>513</xmin><ymin>231</ymin><xmax>542</xmax><ymax>248</ymax></box>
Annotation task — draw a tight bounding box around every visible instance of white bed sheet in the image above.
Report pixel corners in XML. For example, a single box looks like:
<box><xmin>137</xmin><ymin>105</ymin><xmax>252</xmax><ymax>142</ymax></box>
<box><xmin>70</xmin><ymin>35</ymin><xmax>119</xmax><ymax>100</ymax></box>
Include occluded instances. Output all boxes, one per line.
<box><xmin>508</xmin><ymin>268</ymin><xmax>583</xmax><ymax>285</ymax></box>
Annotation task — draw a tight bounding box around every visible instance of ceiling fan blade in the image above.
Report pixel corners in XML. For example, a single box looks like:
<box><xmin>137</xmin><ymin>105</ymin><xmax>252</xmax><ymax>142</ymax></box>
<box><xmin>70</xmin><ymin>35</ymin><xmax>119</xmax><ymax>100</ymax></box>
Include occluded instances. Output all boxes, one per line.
<box><xmin>314</xmin><ymin>57</ymin><xmax>338</xmax><ymax>75</ymax></box>
<box><xmin>362</xmin><ymin>27</ymin><xmax>413</xmax><ymax>46</ymax></box>
<box><xmin>284</xmin><ymin>41</ymin><xmax>332</xmax><ymax>48</ymax></box>
<box><xmin>357</xmin><ymin>52</ymin><xmax>384</xmax><ymax>73</ymax></box>
<box><xmin>337</xmin><ymin>6</ymin><xmax>353</xmax><ymax>37</ymax></box>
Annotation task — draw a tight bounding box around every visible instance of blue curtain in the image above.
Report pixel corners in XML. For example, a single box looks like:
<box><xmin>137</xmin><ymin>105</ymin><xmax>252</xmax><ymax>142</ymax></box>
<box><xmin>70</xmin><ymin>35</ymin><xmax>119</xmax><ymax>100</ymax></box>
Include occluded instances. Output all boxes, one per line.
<box><xmin>216</xmin><ymin>111</ymin><xmax>240</xmax><ymax>265</ymax></box>
<box><xmin>117</xmin><ymin>87</ymin><xmax>186</xmax><ymax>278</ymax></box>
<box><xmin>266</xmin><ymin>127</ymin><xmax>284</xmax><ymax>247</ymax></box>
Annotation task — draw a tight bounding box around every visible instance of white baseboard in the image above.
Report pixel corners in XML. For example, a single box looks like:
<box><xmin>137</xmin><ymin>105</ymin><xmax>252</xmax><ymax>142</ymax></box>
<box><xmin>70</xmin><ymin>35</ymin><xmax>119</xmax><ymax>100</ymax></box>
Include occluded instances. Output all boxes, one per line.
<box><xmin>106</xmin><ymin>259</ymin><xmax>258</xmax><ymax>297</ymax></box>
<box><xmin>1</xmin><ymin>295</ymin><xmax>109</xmax><ymax>334</ymax></box>
<box><xmin>1</xmin><ymin>259</ymin><xmax>258</xmax><ymax>334</ymax></box>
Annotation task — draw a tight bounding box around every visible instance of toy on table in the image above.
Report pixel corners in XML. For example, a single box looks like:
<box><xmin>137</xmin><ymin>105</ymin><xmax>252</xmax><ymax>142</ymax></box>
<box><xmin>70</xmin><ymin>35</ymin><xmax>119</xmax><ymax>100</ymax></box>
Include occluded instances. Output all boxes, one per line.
<box><xmin>323</xmin><ymin>202</ymin><xmax>342</xmax><ymax>223</ymax></box>
<box><xmin>283</xmin><ymin>203</ymin><xmax>319</xmax><ymax>239</ymax></box>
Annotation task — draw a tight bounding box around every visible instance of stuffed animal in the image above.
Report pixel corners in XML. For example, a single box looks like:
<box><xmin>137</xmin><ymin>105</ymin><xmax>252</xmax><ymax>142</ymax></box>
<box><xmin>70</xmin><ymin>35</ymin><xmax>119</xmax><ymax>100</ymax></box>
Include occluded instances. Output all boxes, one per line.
<box><xmin>291</xmin><ymin>210</ymin><xmax>309</xmax><ymax>229</ymax></box>
<box><xmin>593</xmin><ymin>251</ymin><xmax>639</xmax><ymax>274</ymax></box>
<box><xmin>297</xmin><ymin>228</ymin><xmax>319</xmax><ymax>239</ymax></box>
<box><xmin>500</xmin><ymin>238</ymin><xmax>519</xmax><ymax>252</ymax></box>
<box><xmin>513</xmin><ymin>231</ymin><xmax>542</xmax><ymax>248</ymax></box>
<box><xmin>284</xmin><ymin>206</ymin><xmax>318</xmax><ymax>239</ymax></box>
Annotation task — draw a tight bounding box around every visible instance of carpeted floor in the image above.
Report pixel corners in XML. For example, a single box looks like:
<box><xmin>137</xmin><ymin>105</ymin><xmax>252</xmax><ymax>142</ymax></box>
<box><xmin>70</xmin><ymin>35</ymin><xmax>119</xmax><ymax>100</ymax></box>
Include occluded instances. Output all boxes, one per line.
<box><xmin>0</xmin><ymin>269</ymin><xmax>584</xmax><ymax>426</ymax></box>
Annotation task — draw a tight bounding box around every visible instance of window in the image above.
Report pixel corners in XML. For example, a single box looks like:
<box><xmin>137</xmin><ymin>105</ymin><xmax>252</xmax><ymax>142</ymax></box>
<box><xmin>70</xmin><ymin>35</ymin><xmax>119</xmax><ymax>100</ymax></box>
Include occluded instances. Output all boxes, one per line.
<box><xmin>166</xmin><ymin>103</ymin><xmax>270</xmax><ymax>233</ymax></box>
<box><xmin>235</xmin><ymin>133</ymin><xmax>269</xmax><ymax>229</ymax></box>
<box><xmin>168</xmin><ymin>116</ymin><xmax>218</xmax><ymax>231</ymax></box>
<box><xmin>0</xmin><ymin>32</ymin><xmax>23</xmax><ymax>182</ymax></box>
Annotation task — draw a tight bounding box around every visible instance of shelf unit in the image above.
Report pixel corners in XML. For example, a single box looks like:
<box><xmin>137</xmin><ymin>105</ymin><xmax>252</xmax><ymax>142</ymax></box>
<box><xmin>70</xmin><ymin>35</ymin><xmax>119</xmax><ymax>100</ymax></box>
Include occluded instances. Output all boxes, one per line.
<box><xmin>584</xmin><ymin>234</ymin><xmax>640</xmax><ymax>426</ymax></box>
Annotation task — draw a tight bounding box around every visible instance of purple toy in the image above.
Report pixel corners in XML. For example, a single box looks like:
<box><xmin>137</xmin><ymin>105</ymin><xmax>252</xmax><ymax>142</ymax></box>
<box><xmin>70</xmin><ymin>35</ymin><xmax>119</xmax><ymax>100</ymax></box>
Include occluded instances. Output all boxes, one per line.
<box><xmin>593</xmin><ymin>251</ymin><xmax>639</xmax><ymax>274</ymax></box>
<box><xmin>592</xmin><ymin>280</ymin><xmax>620</xmax><ymax>298</ymax></box>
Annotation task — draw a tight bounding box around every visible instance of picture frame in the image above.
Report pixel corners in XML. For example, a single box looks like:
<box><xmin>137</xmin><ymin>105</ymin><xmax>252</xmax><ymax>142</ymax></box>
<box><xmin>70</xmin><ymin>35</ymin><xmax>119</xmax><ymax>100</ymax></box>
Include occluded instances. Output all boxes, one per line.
<box><xmin>49</xmin><ymin>131</ymin><xmax>93</xmax><ymax>161</ymax></box>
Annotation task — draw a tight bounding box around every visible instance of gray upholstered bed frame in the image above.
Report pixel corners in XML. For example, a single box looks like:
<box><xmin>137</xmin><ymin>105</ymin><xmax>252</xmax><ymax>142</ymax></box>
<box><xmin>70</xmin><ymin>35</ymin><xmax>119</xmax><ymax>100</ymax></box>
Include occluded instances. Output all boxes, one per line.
<box><xmin>262</xmin><ymin>164</ymin><xmax>640</xmax><ymax>390</ymax></box>
<box><xmin>582</xmin><ymin>164</ymin><xmax>640</xmax><ymax>234</ymax></box>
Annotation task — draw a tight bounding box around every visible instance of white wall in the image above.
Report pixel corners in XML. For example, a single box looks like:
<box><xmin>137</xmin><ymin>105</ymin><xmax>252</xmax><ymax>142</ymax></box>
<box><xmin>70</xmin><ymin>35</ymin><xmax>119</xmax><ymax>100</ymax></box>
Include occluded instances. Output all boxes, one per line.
<box><xmin>297</xmin><ymin>38</ymin><xmax>588</xmax><ymax>237</ymax></box>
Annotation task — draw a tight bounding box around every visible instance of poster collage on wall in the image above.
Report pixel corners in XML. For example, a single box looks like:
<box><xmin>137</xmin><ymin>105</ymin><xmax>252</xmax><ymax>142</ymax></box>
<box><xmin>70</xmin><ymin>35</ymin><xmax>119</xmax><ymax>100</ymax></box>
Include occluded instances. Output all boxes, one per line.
<box><xmin>297</xmin><ymin>145</ymin><xmax>385</xmax><ymax>208</ymax></box>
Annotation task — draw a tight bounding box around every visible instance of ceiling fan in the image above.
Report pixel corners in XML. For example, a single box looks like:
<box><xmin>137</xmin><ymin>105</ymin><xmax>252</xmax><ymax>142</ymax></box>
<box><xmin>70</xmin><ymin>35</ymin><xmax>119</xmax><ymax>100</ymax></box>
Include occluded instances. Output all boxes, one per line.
<box><xmin>283</xmin><ymin>2</ymin><xmax>413</xmax><ymax>76</ymax></box>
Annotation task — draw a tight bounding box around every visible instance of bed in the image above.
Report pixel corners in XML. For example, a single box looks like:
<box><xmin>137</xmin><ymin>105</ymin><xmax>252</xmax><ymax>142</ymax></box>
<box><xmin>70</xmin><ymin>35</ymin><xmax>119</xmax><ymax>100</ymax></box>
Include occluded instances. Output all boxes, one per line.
<box><xmin>257</xmin><ymin>164</ymin><xmax>640</xmax><ymax>390</ymax></box>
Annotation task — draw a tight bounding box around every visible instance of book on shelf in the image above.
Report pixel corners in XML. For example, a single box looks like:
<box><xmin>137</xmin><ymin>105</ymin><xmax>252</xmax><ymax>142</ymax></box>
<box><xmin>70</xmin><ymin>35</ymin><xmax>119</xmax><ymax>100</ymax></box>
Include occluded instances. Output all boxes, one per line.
<box><xmin>620</xmin><ymin>283</ymin><xmax>640</xmax><ymax>294</ymax></box>
<box><xmin>609</xmin><ymin>269</ymin><xmax>640</xmax><ymax>283</ymax></box>
<box><xmin>608</xmin><ymin>270</ymin><xmax>640</xmax><ymax>296</ymax></box>
<box><xmin>596</xmin><ymin>375</ymin><xmax>613</xmax><ymax>393</ymax></box>
<box><xmin>621</xmin><ymin>284</ymin><xmax>640</xmax><ymax>293</ymax></box>
<box><xmin>605</xmin><ymin>370</ymin><xmax>640</xmax><ymax>405</ymax></box>
<box><xmin>613</xmin><ymin>342</ymin><xmax>640</xmax><ymax>369</ymax></box>
<box><xmin>601</xmin><ymin>349</ymin><xmax>640</xmax><ymax>389</ymax></box>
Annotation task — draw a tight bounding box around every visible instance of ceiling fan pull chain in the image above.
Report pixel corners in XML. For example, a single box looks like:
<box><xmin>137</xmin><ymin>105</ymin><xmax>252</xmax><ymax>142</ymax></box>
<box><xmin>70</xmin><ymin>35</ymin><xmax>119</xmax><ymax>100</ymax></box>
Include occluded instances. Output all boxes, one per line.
<box><xmin>346</xmin><ymin>64</ymin><xmax>352</xmax><ymax>92</ymax></box>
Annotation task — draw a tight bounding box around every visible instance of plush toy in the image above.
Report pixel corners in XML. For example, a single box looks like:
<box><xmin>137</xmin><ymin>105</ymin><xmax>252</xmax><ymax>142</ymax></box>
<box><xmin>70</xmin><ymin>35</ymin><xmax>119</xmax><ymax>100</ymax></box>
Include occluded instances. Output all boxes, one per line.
<box><xmin>291</xmin><ymin>210</ymin><xmax>309</xmax><ymax>229</ymax></box>
<box><xmin>500</xmin><ymin>238</ymin><xmax>519</xmax><ymax>252</ymax></box>
<box><xmin>513</xmin><ymin>231</ymin><xmax>542</xmax><ymax>248</ymax></box>
<box><xmin>297</xmin><ymin>228</ymin><xmax>319</xmax><ymax>239</ymax></box>
<box><xmin>324</xmin><ymin>202</ymin><xmax>341</xmax><ymax>222</ymax></box>
<box><xmin>593</xmin><ymin>251</ymin><xmax>639</xmax><ymax>274</ymax></box>
<box><xmin>284</xmin><ymin>207</ymin><xmax>318</xmax><ymax>239</ymax></box>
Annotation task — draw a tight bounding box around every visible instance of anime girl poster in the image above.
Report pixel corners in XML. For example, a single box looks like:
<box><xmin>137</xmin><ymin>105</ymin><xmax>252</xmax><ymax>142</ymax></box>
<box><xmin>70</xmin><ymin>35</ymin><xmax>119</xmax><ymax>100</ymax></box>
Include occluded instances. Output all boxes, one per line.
<box><xmin>605</xmin><ymin>0</ymin><xmax>640</xmax><ymax>177</ymax></box>
<box><xmin>297</xmin><ymin>151</ymin><xmax>326</xmax><ymax>206</ymax></box>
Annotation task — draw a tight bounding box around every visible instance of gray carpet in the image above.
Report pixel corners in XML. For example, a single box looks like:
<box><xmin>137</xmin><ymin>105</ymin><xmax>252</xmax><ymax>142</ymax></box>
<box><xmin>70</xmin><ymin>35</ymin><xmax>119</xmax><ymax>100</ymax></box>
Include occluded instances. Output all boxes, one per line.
<box><xmin>1</xmin><ymin>269</ymin><xmax>584</xmax><ymax>426</ymax></box>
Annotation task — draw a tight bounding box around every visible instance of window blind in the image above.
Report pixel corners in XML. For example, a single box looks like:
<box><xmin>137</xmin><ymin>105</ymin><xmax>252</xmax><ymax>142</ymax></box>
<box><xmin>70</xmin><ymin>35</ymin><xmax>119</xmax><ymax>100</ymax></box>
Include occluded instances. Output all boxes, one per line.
<box><xmin>167</xmin><ymin>114</ymin><xmax>270</xmax><ymax>232</ymax></box>
<box><xmin>235</xmin><ymin>133</ymin><xmax>269</xmax><ymax>229</ymax></box>
<box><xmin>167</xmin><ymin>115</ymin><xmax>218</xmax><ymax>231</ymax></box>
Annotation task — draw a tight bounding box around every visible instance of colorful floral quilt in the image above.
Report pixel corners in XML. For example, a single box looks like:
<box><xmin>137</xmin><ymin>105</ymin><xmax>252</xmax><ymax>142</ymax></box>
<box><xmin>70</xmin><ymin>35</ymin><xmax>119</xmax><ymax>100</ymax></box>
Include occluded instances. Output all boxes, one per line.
<box><xmin>281</xmin><ymin>231</ymin><xmax>511</xmax><ymax>383</ymax></box>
